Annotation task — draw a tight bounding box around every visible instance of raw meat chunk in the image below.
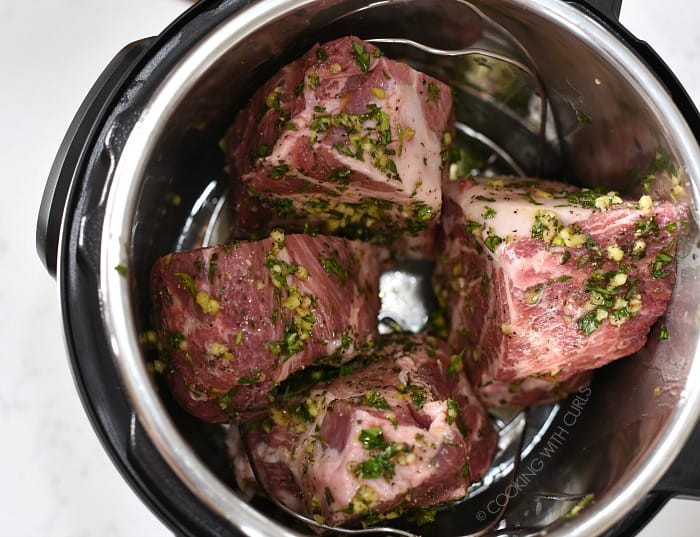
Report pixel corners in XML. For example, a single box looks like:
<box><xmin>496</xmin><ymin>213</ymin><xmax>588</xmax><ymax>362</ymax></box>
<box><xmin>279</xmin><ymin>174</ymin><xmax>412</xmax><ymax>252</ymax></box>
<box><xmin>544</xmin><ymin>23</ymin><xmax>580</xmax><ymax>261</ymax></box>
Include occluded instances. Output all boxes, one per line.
<box><xmin>477</xmin><ymin>371</ymin><xmax>593</xmax><ymax>408</ymax></box>
<box><xmin>235</xmin><ymin>335</ymin><xmax>497</xmax><ymax>526</ymax></box>
<box><xmin>223</xmin><ymin>36</ymin><xmax>454</xmax><ymax>257</ymax></box>
<box><xmin>150</xmin><ymin>232</ymin><xmax>387</xmax><ymax>423</ymax></box>
<box><xmin>435</xmin><ymin>176</ymin><xmax>686</xmax><ymax>396</ymax></box>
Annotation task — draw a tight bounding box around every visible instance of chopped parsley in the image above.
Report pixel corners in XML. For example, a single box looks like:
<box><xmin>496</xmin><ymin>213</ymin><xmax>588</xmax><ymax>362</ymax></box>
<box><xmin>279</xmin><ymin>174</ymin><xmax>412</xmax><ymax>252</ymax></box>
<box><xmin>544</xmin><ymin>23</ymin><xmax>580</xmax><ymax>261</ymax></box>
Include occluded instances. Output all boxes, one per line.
<box><xmin>312</xmin><ymin>103</ymin><xmax>399</xmax><ymax>181</ymax></box>
<box><xmin>465</xmin><ymin>220</ymin><xmax>482</xmax><ymax>233</ymax></box>
<box><xmin>635</xmin><ymin>216</ymin><xmax>660</xmax><ymax>238</ymax></box>
<box><xmin>351</xmin><ymin>41</ymin><xmax>371</xmax><ymax>73</ymax></box>
<box><xmin>358</xmin><ymin>426</ymin><xmax>386</xmax><ymax>449</ymax></box>
<box><xmin>255</xmin><ymin>143</ymin><xmax>271</xmax><ymax>158</ymax></box>
<box><xmin>396</xmin><ymin>382</ymin><xmax>428</xmax><ymax>409</ymax></box>
<box><xmin>577</xmin><ymin>310</ymin><xmax>603</xmax><ymax>336</ymax></box>
<box><xmin>523</xmin><ymin>193</ymin><xmax>544</xmax><ymax>205</ymax></box>
<box><xmin>265</xmin><ymin>86</ymin><xmax>282</xmax><ymax>110</ymax></box>
<box><xmin>427</xmin><ymin>82</ymin><xmax>440</xmax><ymax>102</ymax></box>
<box><xmin>264</xmin><ymin>231</ymin><xmax>316</xmax><ymax>358</ymax></box>
<box><xmin>484</xmin><ymin>235</ymin><xmax>503</xmax><ymax>253</ymax></box>
<box><xmin>174</xmin><ymin>272</ymin><xmax>196</xmax><ymax>296</ymax></box>
<box><xmin>482</xmin><ymin>206</ymin><xmax>497</xmax><ymax>219</ymax></box>
<box><xmin>267</xmin><ymin>197</ymin><xmax>293</xmax><ymax>218</ymax></box>
<box><xmin>649</xmin><ymin>151</ymin><xmax>677</xmax><ymax>176</ymax></box>
<box><xmin>413</xmin><ymin>203</ymin><xmax>434</xmax><ymax>221</ymax></box>
<box><xmin>327</xmin><ymin>168</ymin><xmax>352</xmax><ymax>186</ymax></box>
<box><xmin>566</xmin><ymin>186</ymin><xmax>607</xmax><ymax>209</ymax></box>
<box><xmin>409</xmin><ymin>385</ymin><xmax>427</xmax><ymax>409</ymax></box>
<box><xmin>238</xmin><ymin>370</ymin><xmax>265</xmax><ymax>384</ymax></box>
<box><xmin>353</xmin><ymin>427</ymin><xmax>408</xmax><ymax>481</ymax></box>
<box><xmin>530</xmin><ymin>210</ymin><xmax>561</xmax><ymax>243</ymax></box>
<box><xmin>563</xmin><ymin>493</ymin><xmax>595</xmax><ymax>520</ymax></box>
<box><xmin>365</xmin><ymin>391</ymin><xmax>391</xmax><ymax>410</ymax></box>
<box><xmin>294</xmin><ymin>398</ymin><xmax>317</xmax><ymax>423</ymax></box>
<box><xmin>267</xmin><ymin>320</ymin><xmax>307</xmax><ymax>359</ymax></box>
<box><xmin>270</xmin><ymin>164</ymin><xmax>291</xmax><ymax>179</ymax></box>
<box><xmin>340</xmin><ymin>332</ymin><xmax>354</xmax><ymax>350</ymax></box>
<box><xmin>307</xmin><ymin>71</ymin><xmax>320</xmax><ymax>89</ymax></box>
<box><xmin>446</xmin><ymin>397</ymin><xmax>460</xmax><ymax>424</ymax></box>
<box><xmin>447</xmin><ymin>352</ymin><xmax>464</xmax><ymax>378</ymax></box>
<box><xmin>530</xmin><ymin>213</ymin><xmax>547</xmax><ymax>240</ymax></box>
<box><xmin>320</xmin><ymin>250</ymin><xmax>347</xmax><ymax>282</ymax></box>
<box><xmin>217</xmin><ymin>388</ymin><xmax>239</xmax><ymax>419</ymax></box>
<box><xmin>353</xmin><ymin>455</ymin><xmax>397</xmax><ymax>481</ymax></box>
<box><xmin>413</xmin><ymin>506</ymin><xmax>438</xmax><ymax>526</ymax></box>
<box><xmin>207</xmin><ymin>254</ymin><xmax>218</xmax><ymax>283</ymax></box>
<box><xmin>168</xmin><ymin>331</ymin><xmax>186</xmax><ymax>349</ymax></box>
<box><xmin>440</xmin><ymin>131</ymin><xmax>452</xmax><ymax>171</ymax></box>
<box><xmin>652</xmin><ymin>251</ymin><xmax>673</xmax><ymax>279</ymax></box>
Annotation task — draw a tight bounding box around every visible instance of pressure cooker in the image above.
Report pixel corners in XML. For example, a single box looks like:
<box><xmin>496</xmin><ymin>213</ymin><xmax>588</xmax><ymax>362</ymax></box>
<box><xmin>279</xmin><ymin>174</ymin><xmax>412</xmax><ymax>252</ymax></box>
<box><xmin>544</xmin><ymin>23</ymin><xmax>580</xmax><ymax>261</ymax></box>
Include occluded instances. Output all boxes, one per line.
<box><xmin>36</xmin><ymin>0</ymin><xmax>700</xmax><ymax>535</ymax></box>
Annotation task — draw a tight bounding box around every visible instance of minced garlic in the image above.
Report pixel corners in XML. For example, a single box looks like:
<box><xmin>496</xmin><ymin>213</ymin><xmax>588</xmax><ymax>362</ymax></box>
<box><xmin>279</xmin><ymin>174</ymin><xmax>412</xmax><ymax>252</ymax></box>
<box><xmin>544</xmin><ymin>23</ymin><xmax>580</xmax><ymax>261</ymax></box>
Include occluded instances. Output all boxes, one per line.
<box><xmin>594</xmin><ymin>191</ymin><xmax>623</xmax><ymax>210</ymax></box>
<box><xmin>371</xmin><ymin>87</ymin><xmax>386</xmax><ymax>99</ymax></box>
<box><xmin>556</xmin><ymin>226</ymin><xmax>586</xmax><ymax>248</ymax></box>
<box><xmin>609</xmin><ymin>272</ymin><xmax>628</xmax><ymax>287</ymax></box>
<box><xmin>207</xmin><ymin>342</ymin><xmax>233</xmax><ymax>360</ymax></box>
<box><xmin>196</xmin><ymin>291</ymin><xmax>221</xmax><ymax>315</ymax></box>
<box><xmin>638</xmin><ymin>194</ymin><xmax>653</xmax><ymax>213</ymax></box>
<box><xmin>671</xmin><ymin>176</ymin><xmax>685</xmax><ymax>201</ymax></box>
<box><xmin>632</xmin><ymin>239</ymin><xmax>647</xmax><ymax>255</ymax></box>
<box><xmin>606</xmin><ymin>244</ymin><xmax>625</xmax><ymax>262</ymax></box>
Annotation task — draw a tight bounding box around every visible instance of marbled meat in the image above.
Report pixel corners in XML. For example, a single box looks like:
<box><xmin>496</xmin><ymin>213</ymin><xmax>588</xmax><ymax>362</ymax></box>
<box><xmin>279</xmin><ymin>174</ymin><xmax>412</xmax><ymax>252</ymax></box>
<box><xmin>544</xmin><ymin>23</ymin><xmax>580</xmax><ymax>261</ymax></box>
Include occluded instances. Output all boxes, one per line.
<box><xmin>235</xmin><ymin>335</ymin><xmax>497</xmax><ymax>526</ymax></box>
<box><xmin>150</xmin><ymin>231</ymin><xmax>387</xmax><ymax>423</ymax></box>
<box><xmin>435</xmin><ymin>176</ymin><xmax>686</xmax><ymax>402</ymax></box>
<box><xmin>223</xmin><ymin>36</ymin><xmax>454</xmax><ymax>257</ymax></box>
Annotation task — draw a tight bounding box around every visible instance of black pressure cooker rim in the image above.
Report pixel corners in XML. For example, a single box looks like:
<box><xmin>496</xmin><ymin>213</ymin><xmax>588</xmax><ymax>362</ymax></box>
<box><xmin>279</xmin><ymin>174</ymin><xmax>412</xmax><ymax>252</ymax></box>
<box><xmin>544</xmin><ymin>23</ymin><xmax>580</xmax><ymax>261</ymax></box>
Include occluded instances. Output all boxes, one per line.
<box><xmin>50</xmin><ymin>1</ymin><xmax>252</xmax><ymax>535</ymax></box>
<box><xmin>41</xmin><ymin>0</ymin><xmax>700</xmax><ymax>535</ymax></box>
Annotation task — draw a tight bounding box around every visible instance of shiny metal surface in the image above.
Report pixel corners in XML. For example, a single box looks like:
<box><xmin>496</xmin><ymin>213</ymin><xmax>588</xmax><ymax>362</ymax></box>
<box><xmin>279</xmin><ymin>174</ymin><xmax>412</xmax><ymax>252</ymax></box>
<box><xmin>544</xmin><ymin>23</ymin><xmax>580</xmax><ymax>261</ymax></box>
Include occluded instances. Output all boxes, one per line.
<box><xmin>99</xmin><ymin>0</ymin><xmax>700</xmax><ymax>535</ymax></box>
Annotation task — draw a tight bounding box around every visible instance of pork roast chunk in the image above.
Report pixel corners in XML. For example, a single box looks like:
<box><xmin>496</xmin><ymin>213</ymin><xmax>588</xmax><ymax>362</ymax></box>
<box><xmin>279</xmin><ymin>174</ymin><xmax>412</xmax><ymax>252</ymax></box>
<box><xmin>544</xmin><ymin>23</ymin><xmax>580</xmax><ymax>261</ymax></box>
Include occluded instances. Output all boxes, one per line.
<box><xmin>237</xmin><ymin>335</ymin><xmax>497</xmax><ymax>526</ymax></box>
<box><xmin>224</xmin><ymin>36</ymin><xmax>454</xmax><ymax>257</ymax></box>
<box><xmin>150</xmin><ymin>232</ymin><xmax>387</xmax><ymax>423</ymax></box>
<box><xmin>477</xmin><ymin>371</ymin><xmax>593</xmax><ymax>408</ymax></box>
<box><xmin>436</xmin><ymin>176</ymin><xmax>686</xmax><ymax>396</ymax></box>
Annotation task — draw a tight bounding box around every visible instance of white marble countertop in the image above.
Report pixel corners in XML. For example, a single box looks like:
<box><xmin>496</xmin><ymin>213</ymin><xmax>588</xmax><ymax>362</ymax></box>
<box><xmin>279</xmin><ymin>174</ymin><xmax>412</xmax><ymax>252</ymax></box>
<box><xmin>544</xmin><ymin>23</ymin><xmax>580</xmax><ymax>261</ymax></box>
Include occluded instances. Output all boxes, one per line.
<box><xmin>1</xmin><ymin>0</ymin><xmax>698</xmax><ymax>535</ymax></box>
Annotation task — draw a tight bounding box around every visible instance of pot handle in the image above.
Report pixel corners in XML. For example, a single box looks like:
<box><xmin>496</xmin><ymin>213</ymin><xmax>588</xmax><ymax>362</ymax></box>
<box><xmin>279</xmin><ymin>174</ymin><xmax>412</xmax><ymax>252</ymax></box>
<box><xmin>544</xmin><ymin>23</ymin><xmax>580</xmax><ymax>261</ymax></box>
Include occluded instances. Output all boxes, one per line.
<box><xmin>126</xmin><ymin>413</ymin><xmax>238</xmax><ymax>536</ymax></box>
<box><xmin>36</xmin><ymin>38</ymin><xmax>156</xmax><ymax>278</ymax></box>
<box><xmin>653</xmin><ymin>419</ymin><xmax>700</xmax><ymax>498</ymax></box>
<box><xmin>567</xmin><ymin>0</ymin><xmax>622</xmax><ymax>21</ymax></box>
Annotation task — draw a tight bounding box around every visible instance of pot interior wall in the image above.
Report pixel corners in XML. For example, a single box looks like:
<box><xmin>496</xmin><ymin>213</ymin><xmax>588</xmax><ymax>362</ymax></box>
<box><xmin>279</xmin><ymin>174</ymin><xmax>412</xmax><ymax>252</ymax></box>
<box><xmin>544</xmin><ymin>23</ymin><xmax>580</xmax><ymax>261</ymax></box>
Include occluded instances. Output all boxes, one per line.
<box><xmin>126</xmin><ymin>0</ymin><xmax>699</xmax><ymax>534</ymax></box>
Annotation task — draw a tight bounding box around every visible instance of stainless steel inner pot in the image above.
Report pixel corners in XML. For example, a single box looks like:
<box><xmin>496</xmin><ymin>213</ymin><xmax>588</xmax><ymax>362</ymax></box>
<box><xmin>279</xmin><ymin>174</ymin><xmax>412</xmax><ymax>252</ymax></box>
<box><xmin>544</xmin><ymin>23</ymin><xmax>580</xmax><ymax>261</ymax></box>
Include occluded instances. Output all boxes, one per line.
<box><xmin>97</xmin><ymin>0</ymin><xmax>700</xmax><ymax>535</ymax></box>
